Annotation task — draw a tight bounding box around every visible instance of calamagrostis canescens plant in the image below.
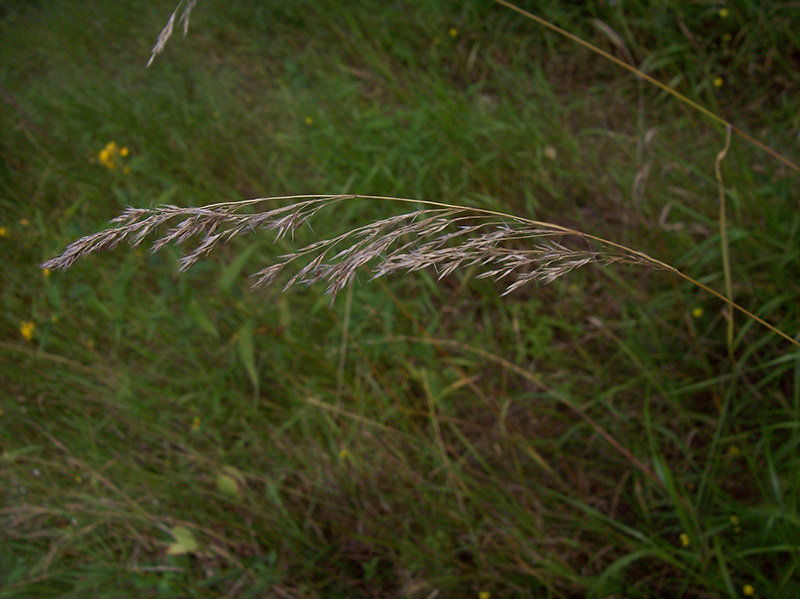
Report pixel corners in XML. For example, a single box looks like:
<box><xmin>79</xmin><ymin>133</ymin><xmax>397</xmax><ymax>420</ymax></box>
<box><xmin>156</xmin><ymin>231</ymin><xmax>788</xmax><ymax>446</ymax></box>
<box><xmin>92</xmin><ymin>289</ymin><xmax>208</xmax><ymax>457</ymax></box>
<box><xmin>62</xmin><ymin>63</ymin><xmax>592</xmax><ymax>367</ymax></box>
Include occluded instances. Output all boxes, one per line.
<box><xmin>42</xmin><ymin>195</ymin><xmax>667</xmax><ymax>297</ymax></box>
<box><xmin>41</xmin><ymin>194</ymin><xmax>799</xmax><ymax>347</ymax></box>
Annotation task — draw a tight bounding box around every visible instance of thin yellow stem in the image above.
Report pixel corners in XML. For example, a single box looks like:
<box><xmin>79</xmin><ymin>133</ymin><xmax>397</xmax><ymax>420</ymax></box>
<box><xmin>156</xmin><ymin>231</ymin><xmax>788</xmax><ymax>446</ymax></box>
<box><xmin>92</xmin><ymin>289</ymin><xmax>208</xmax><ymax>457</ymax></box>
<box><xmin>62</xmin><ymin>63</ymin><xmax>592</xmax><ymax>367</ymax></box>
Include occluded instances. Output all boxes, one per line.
<box><xmin>715</xmin><ymin>126</ymin><xmax>734</xmax><ymax>358</ymax></box>
<box><xmin>491</xmin><ymin>0</ymin><xmax>800</xmax><ymax>174</ymax></box>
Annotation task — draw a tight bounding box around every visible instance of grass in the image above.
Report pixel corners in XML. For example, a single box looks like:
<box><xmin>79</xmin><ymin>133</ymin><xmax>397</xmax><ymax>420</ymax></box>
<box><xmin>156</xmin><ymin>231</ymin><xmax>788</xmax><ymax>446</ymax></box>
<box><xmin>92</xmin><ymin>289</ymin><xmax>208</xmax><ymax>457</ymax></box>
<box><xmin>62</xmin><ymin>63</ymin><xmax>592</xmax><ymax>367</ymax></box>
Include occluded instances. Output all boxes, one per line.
<box><xmin>2</xmin><ymin>0</ymin><xmax>800</xmax><ymax>597</ymax></box>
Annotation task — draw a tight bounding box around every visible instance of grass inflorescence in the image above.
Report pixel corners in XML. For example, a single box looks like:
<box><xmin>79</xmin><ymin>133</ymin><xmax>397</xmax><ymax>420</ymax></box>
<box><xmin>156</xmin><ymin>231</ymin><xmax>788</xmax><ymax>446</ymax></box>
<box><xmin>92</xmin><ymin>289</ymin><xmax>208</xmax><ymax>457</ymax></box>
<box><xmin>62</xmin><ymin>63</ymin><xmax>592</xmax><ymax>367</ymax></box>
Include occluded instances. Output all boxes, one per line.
<box><xmin>42</xmin><ymin>195</ymin><xmax>668</xmax><ymax>299</ymax></box>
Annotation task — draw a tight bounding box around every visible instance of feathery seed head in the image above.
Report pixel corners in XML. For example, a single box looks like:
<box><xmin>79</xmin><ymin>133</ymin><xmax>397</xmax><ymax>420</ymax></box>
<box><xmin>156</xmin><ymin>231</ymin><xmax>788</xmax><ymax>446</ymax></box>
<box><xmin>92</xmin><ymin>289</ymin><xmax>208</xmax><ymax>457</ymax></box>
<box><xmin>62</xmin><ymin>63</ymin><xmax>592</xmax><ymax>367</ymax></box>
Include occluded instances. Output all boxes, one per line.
<box><xmin>41</xmin><ymin>195</ymin><xmax>665</xmax><ymax>301</ymax></box>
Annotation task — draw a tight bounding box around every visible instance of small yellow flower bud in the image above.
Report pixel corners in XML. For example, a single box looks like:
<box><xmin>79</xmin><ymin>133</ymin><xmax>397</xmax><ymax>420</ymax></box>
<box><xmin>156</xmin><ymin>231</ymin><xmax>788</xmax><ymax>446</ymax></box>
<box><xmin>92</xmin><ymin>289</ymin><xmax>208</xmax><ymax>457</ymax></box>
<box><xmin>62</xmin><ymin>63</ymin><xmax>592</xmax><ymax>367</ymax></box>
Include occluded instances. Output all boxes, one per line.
<box><xmin>713</xmin><ymin>77</ymin><xmax>724</xmax><ymax>88</ymax></box>
<box><xmin>679</xmin><ymin>533</ymin><xmax>690</xmax><ymax>547</ymax></box>
<box><xmin>449</xmin><ymin>28</ymin><xmax>458</xmax><ymax>37</ymax></box>
<box><xmin>742</xmin><ymin>584</ymin><xmax>754</xmax><ymax>596</ymax></box>
<box><xmin>20</xmin><ymin>321</ymin><xmax>35</xmax><ymax>341</ymax></box>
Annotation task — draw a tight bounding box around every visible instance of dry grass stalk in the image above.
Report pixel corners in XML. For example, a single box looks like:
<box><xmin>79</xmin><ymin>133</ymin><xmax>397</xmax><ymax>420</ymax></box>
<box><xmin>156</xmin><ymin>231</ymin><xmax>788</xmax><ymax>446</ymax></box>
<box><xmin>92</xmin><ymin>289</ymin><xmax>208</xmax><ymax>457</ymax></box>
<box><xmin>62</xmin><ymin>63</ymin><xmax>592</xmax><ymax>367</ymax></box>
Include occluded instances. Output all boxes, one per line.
<box><xmin>147</xmin><ymin>0</ymin><xmax>198</xmax><ymax>67</ymax></box>
<box><xmin>42</xmin><ymin>195</ymin><xmax>667</xmax><ymax>300</ymax></box>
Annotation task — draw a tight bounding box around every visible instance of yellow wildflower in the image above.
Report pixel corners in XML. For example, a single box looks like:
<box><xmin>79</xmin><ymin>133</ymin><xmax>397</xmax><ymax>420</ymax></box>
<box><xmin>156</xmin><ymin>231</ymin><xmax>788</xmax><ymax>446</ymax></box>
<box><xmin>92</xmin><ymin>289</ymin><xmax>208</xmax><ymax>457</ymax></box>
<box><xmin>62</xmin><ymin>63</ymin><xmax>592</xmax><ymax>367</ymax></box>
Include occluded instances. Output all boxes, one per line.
<box><xmin>730</xmin><ymin>514</ymin><xmax>741</xmax><ymax>533</ymax></box>
<box><xmin>304</xmin><ymin>116</ymin><xmax>313</xmax><ymax>125</ymax></box>
<box><xmin>719</xmin><ymin>8</ymin><xmax>729</xmax><ymax>18</ymax></box>
<box><xmin>191</xmin><ymin>416</ymin><xmax>201</xmax><ymax>431</ymax></box>
<box><xmin>98</xmin><ymin>143</ymin><xmax>115</xmax><ymax>168</ymax></box>
<box><xmin>20</xmin><ymin>321</ymin><xmax>35</xmax><ymax>341</ymax></box>
<box><xmin>692</xmin><ymin>307</ymin><xmax>703</xmax><ymax>318</ymax></box>
<box><xmin>98</xmin><ymin>141</ymin><xmax>130</xmax><ymax>170</ymax></box>
<box><xmin>713</xmin><ymin>77</ymin><xmax>724</xmax><ymax>88</ymax></box>
<box><xmin>0</xmin><ymin>227</ymin><xmax>7</xmax><ymax>237</ymax></box>
<box><xmin>338</xmin><ymin>448</ymin><xmax>348</xmax><ymax>460</ymax></box>
<box><xmin>449</xmin><ymin>27</ymin><xmax>458</xmax><ymax>37</ymax></box>
<box><xmin>742</xmin><ymin>584</ymin><xmax>754</xmax><ymax>596</ymax></box>
<box><xmin>679</xmin><ymin>533</ymin><xmax>690</xmax><ymax>547</ymax></box>
<box><xmin>478</xmin><ymin>592</ymin><xmax>491</xmax><ymax>599</ymax></box>
<box><xmin>42</xmin><ymin>268</ymin><xmax>51</xmax><ymax>278</ymax></box>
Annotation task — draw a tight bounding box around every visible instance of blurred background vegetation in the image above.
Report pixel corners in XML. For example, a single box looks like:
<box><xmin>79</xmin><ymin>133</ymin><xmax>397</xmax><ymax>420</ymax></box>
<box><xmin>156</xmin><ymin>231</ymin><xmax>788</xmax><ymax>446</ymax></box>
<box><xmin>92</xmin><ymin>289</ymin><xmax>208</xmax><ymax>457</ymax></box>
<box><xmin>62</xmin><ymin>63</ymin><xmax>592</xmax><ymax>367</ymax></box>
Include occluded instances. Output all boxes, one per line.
<box><xmin>1</xmin><ymin>0</ymin><xmax>799</xmax><ymax>597</ymax></box>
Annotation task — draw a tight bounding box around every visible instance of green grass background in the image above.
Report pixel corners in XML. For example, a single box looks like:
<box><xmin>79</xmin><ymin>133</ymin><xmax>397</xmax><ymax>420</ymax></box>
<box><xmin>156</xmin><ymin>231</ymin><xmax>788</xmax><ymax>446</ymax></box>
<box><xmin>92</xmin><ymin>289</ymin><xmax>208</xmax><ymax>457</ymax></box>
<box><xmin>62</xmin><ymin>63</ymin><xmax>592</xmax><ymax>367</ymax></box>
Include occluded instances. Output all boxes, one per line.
<box><xmin>1</xmin><ymin>0</ymin><xmax>799</xmax><ymax>597</ymax></box>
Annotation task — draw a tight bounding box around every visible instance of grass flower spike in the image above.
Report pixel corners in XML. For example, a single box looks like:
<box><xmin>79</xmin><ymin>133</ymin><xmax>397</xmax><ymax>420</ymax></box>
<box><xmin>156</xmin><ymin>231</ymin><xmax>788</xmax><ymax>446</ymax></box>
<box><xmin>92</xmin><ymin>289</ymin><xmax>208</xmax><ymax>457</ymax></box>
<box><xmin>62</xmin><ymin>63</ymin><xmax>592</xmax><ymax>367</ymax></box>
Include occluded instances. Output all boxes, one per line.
<box><xmin>41</xmin><ymin>195</ymin><xmax>667</xmax><ymax>301</ymax></box>
<box><xmin>40</xmin><ymin>195</ymin><xmax>800</xmax><ymax>347</ymax></box>
<box><xmin>40</xmin><ymin>195</ymin><xmax>800</xmax><ymax>348</ymax></box>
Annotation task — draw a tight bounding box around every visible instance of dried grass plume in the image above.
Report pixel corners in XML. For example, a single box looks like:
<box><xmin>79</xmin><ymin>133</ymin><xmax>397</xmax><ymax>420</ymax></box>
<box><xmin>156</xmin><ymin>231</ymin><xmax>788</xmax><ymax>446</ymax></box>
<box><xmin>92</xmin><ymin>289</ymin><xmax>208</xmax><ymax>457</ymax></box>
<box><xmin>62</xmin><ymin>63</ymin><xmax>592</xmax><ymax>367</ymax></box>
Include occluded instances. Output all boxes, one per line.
<box><xmin>147</xmin><ymin>0</ymin><xmax>198</xmax><ymax>67</ymax></box>
<box><xmin>41</xmin><ymin>195</ymin><xmax>670</xmax><ymax>300</ymax></box>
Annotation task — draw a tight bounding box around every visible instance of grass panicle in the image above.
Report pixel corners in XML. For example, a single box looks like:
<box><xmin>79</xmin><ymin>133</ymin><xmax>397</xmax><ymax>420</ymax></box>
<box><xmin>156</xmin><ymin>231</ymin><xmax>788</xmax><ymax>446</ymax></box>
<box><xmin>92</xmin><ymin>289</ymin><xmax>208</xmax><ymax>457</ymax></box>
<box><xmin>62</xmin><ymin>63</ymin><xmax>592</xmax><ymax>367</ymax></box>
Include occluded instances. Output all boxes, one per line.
<box><xmin>42</xmin><ymin>195</ymin><xmax>799</xmax><ymax>346</ymax></box>
<box><xmin>146</xmin><ymin>0</ymin><xmax>197</xmax><ymax>67</ymax></box>
<box><xmin>42</xmin><ymin>195</ymin><xmax>666</xmax><ymax>300</ymax></box>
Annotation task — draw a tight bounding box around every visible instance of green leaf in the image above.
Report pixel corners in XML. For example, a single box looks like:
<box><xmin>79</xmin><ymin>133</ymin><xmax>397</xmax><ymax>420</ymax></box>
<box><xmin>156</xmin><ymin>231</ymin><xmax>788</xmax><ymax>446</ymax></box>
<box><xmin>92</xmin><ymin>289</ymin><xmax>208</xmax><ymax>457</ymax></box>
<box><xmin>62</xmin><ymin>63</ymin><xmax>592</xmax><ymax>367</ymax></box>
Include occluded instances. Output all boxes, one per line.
<box><xmin>219</xmin><ymin>242</ymin><xmax>259</xmax><ymax>294</ymax></box>
<box><xmin>186</xmin><ymin>298</ymin><xmax>219</xmax><ymax>338</ymax></box>
<box><xmin>216</xmin><ymin>468</ymin><xmax>244</xmax><ymax>498</ymax></box>
<box><xmin>1</xmin><ymin>445</ymin><xmax>42</xmax><ymax>462</ymax></box>
<box><xmin>237</xmin><ymin>320</ymin><xmax>259</xmax><ymax>393</ymax></box>
<box><xmin>166</xmin><ymin>526</ymin><xmax>199</xmax><ymax>555</ymax></box>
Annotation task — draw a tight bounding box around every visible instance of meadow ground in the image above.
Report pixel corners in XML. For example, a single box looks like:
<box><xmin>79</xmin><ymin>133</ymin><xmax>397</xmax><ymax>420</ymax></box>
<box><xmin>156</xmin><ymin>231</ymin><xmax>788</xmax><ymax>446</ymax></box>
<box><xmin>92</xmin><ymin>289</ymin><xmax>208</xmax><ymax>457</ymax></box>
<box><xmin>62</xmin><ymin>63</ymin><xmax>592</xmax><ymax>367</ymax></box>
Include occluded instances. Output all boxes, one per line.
<box><xmin>1</xmin><ymin>1</ymin><xmax>799</xmax><ymax>597</ymax></box>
